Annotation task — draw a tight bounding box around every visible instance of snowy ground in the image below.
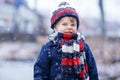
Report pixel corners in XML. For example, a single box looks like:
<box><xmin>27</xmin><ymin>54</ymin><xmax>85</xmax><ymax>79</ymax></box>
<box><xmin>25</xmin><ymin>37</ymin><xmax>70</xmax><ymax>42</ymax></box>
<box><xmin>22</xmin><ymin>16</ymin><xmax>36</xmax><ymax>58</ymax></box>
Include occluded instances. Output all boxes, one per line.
<box><xmin>0</xmin><ymin>42</ymin><xmax>40</xmax><ymax>60</ymax></box>
<box><xmin>0</xmin><ymin>60</ymin><xmax>120</xmax><ymax>80</ymax></box>
<box><xmin>0</xmin><ymin>40</ymin><xmax>120</xmax><ymax>80</ymax></box>
<box><xmin>98</xmin><ymin>63</ymin><xmax>120</xmax><ymax>80</ymax></box>
<box><xmin>0</xmin><ymin>42</ymin><xmax>38</xmax><ymax>80</ymax></box>
<box><xmin>0</xmin><ymin>60</ymin><xmax>34</xmax><ymax>80</ymax></box>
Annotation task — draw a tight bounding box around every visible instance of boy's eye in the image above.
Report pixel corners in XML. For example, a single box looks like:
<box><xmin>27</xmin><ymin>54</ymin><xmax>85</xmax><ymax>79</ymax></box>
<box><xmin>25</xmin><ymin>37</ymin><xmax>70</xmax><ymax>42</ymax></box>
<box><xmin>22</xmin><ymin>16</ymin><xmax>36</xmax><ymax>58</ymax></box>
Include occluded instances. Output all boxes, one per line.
<box><xmin>71</xmin><ymin>24</ymin><xmax>76</xmax><ymax>27</ymax></box>
<box><xmin>62</xmin><ymin>23</ymin><xmax>67</xmax><ymax>26</ymax></box>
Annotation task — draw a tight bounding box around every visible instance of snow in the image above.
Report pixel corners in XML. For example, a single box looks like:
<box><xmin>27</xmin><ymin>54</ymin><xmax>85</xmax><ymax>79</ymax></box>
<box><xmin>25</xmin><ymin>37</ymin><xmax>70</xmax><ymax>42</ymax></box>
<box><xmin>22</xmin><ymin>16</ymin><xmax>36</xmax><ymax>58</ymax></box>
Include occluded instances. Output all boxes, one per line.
<box><xmin>98</xmin><ymin>63</ymin><xmax>120</xmax><ymax>80</ymax></box>
<box><xmin>0</xmin><ymin>42</ymin><xmax>39</xmax><ymax>60</ymax></box>
<box><xmin>0</xmin><ymin>60</ymin><xmax>34</xmax><ymax>80</ymax></box>
<box><xmin>0</xmin><ymin>42</ymin><xmax>37</xmax><ymax>80</ymax></box>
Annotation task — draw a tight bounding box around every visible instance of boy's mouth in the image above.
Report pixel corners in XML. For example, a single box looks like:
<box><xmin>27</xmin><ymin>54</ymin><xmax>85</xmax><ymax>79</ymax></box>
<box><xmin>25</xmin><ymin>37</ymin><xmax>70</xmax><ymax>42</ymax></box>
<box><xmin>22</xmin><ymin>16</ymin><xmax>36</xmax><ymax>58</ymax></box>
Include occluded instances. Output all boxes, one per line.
<box><xmin>65</xmin><ymin>32</ymin><xmax>73</xmax><ymax>34</ymax></box>
<box><xmin>65</xmin><ymin>30</ymin><xmax>73</xmax><ymax>34</ymax></box>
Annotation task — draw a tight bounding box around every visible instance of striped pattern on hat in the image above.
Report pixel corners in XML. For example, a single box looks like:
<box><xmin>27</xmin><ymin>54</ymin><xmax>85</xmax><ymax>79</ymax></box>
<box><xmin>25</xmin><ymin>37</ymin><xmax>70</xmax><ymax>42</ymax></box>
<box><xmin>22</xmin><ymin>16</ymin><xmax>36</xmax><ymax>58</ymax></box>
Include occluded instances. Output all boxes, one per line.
<box><xmin>51</xmin><ymin>2</ymin><xmax>79</xmax><ymax>29</ymax></box>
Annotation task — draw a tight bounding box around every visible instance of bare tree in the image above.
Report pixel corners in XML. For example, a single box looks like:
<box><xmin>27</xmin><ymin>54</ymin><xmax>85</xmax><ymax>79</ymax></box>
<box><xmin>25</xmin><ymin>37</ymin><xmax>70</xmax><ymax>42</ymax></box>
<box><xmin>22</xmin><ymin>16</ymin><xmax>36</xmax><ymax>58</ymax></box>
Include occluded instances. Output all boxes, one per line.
<box><xmin>99</xmin><ymin>0</ymin><xmax>106</xmax><ymax>37</ymax></box>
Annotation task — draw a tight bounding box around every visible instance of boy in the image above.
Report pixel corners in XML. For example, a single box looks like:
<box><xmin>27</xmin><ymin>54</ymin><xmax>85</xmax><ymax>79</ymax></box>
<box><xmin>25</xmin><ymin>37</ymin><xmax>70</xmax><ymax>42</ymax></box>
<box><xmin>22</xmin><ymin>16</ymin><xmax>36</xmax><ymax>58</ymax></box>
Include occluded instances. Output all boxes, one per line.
<box><xmin>34</xmin><ymin>2</ymin><xmax>99</xmax><ymax>80</ymax></box>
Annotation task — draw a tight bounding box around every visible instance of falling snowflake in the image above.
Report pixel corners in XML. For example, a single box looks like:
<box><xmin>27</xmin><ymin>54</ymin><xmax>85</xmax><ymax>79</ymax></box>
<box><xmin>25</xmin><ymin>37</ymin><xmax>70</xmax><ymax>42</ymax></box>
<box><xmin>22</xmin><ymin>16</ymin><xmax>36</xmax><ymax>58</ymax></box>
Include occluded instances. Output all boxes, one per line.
<box><xmin>7</xmin><ymin>27</ymin><xmax>10</xmax><ymax>32</ymax></box>
<box><xmin>55</xmin><ymin>74</ymin><xmax>62</xmax><ymax>80</ymax></box>
<box><xmin>48</xmin><ymin>51</ymin><xmax>51</xmax><ymax>54</ymax></box>
<box><xmin>43</xmin><ymin>49</ymin><xmax>46</xmax><ymax>51</ymax></box>
<box><xmin>13</xmin><ymin>37</ymin><xmax>17</xmax><ymax>41</ymax></box>
<box><xmin>48</xmin><ymin>54</ymin><xmax>51</xmax><ymax>57</ymax></box>
<box><xmin>56</xmin><ymin>63</ymin><xmax>58</xmax><ymax>65</ymax></box>
<box><xmin>68</xmin><ymin>68</ymin><xmax>72</xmax><ymax>71</ymax></box>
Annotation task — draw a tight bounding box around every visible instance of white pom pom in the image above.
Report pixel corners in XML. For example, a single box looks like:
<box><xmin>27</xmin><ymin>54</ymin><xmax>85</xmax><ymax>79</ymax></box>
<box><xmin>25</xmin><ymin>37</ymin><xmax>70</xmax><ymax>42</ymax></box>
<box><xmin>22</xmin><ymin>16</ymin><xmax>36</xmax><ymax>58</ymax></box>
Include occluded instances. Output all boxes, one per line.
<box><xmin>58</xmin><ymin>2</ymin><xmax>69</xmax><ymax>7</ymax></box>
<box><xmin>58</xmin><ymin>2</ymin><xmax>70</xmax><ymax>9</ymax></box>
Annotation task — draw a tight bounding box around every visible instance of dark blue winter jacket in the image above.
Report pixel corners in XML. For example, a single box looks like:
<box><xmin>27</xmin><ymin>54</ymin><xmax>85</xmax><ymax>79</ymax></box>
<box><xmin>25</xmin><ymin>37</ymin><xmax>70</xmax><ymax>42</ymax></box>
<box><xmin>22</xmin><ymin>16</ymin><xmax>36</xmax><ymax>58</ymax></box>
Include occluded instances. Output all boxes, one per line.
<box><xmin>34</xmin><ymin>41</ymin><xmax>99</xmax><ymax>80</ymax></box>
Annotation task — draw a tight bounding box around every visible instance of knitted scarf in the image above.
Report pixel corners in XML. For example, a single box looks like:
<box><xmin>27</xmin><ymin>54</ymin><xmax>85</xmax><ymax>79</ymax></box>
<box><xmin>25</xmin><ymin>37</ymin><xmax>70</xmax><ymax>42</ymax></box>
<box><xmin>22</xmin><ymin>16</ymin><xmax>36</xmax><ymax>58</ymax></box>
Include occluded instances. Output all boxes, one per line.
<box><xmin>49</xmin><ymin>31</ymin><xmax>88</xmax><ymax>79</ymax></box>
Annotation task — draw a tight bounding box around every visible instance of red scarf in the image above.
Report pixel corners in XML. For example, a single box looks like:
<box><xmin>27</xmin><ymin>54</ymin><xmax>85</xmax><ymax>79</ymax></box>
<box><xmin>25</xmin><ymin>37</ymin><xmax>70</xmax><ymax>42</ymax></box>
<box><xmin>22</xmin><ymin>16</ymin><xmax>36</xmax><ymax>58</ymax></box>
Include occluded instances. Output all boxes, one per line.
<box><xmin>49</xmin><ymin>32</ymin><xmax>88</xmax><ymax>79</ymax></box>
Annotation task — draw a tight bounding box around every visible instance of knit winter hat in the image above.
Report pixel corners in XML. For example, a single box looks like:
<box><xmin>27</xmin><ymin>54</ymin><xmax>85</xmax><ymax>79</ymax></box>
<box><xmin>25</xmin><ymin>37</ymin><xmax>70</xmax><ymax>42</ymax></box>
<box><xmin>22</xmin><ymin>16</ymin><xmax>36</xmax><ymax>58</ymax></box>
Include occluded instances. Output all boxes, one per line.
<box><xmin>51</xmin><ymin>2</ymin><xmax>79</xmax><ymax>29</ymax></box>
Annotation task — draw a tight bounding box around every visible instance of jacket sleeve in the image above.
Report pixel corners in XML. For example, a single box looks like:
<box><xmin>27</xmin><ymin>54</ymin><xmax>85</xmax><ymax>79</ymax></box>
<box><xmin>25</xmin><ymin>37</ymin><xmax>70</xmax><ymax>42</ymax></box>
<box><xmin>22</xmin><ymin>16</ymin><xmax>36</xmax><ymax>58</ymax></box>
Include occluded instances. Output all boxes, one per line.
<box><xmin>85</xmin><ymin>43</ymin><xmax>99</xmax><ymax>80</ymax></box>
<box><xmin>34</xmin><ymin>45</ymin><xmax>50</xmax><ymax>80</ymax></box>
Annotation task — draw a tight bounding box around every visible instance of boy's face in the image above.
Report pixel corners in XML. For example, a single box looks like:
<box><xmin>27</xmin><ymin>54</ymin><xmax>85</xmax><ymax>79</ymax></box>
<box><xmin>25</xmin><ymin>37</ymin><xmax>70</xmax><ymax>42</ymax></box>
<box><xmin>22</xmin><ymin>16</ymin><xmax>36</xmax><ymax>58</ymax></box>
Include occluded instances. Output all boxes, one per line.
<box><xmin>54</xmin><ymin>17</ymin><xmax>77</xmax><ymax>34</ymax></box>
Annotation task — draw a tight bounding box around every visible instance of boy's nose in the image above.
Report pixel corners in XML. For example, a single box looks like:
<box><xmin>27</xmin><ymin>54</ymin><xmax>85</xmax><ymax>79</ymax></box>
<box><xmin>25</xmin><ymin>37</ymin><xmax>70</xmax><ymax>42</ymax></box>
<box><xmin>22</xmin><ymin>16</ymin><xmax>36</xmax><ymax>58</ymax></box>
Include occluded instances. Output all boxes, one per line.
<box><xmin>66</xmin><ymin>26</ymin><xmax>73</xmax><ymax>31</ymax></box>
<box><xmin>67</xmin><ymin>25</ymin><xmax>73</xmax><ymax>28</ymax></box>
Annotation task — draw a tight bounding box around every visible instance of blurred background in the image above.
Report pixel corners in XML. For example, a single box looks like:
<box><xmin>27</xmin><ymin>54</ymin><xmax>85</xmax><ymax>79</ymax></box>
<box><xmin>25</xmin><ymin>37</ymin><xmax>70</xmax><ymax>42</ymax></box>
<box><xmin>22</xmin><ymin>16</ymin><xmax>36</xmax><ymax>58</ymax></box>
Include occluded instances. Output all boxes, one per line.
<box><xmin>0</xmin><ymin>0</ymin><xmax>120</xmax><ymax>80</ymax></box>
